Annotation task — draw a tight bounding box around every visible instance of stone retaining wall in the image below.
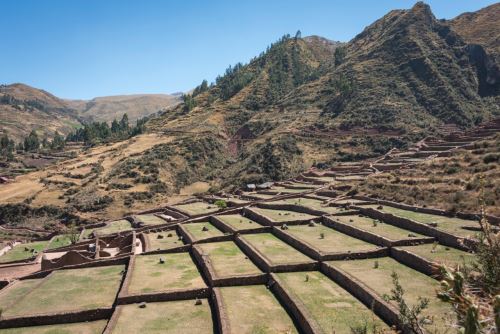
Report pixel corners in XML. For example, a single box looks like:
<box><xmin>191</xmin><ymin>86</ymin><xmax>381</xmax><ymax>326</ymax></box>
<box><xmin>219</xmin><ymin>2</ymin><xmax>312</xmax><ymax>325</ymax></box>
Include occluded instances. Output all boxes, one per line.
<box><xmin>257</xmin><ymin>202</ymin><xmax>325</xmax><ymax>217</ymax></box>
<box><xmin>320</xmin><ymin>262</ymin><xmax>400</xmax><ymax>329</ymax></box>
<box><xmin>212</xmin><ymin>288</ymin><xmax>231</xmax><ymax>333</ymax></box>
<box><xmin>390</xmin><ymin>247</ymin><xmax>439</xmax><ymax>277</ymax></box>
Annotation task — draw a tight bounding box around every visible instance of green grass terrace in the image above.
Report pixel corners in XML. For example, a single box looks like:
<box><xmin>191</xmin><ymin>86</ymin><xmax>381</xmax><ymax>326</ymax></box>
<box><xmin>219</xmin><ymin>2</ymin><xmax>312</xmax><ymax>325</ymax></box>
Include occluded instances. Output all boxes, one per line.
<box><xmin>398</xmin><ymin>243</ymin><xmax>476</xmax><ymax>267</ymax></box>
<box><xmin>144</xmin><ymin>230</ymin><xmax>184</xmax><ymax>251</ymax></box>
<box><xmin>172</xmin><ymin>201</ymin><xmax>220</xmax><ymax>216</ymax></box>
<box><xmin>110</xmin><ymin>299</ymin><xmax>213</xmax><ymax>334</ymax></box>
<box><xmin>82</xmin><ymin>219</ymin><xmax>133</xmax><ymax>239</ymax></box>
<box><xmin>362</xmin><ymin>204</ymin><xmax>480</xmax><ymax>238</ymax></box>
<box><xmin>126</xmin><ymin>253</ymin><xmax>206</xmax><ymax>295</ymax></box>
<box><xmin>0</xmin><ymin>240</ymin><xmax>48</xmax><ymax>263</ymax></box>
<box><xmin>181</xmin><ymin>221</ymin><xmax>225</xmax><ymax>242</ymax></box>
<box><xmin>133</xmin><ymin>214</ymin><xmax>167</xmax><ymax>226</ymax></box>
<box><xmin>271</xmin><ymin>197</ymin><xmax>352</xmax><ymax>214</ymax></box>
<box><xmin>196</xmin><ymin>241</ymin><xmax>262</xmax><ymax>279</ymax></box>
<box><xmin>0</xmin><ymin>320</ymin><xmax>107</xmax><ymax>334</ymax></box>
<box><xmin>328</xmin><ymin>257</ymin><xmax>455</xmax><ymax>330</ymax></box>
<box><xmin>251</xmin><ymin>207</ymin><xmax>318</xmax><ymax>223</ymax></box>
<box><xmin>276</xmin><ymin>271</ymin><xmax>387</xmax><ymax>333</ymax></box>
<box><xmin>217</xmin><ymin>285</ymin><xmax>298</xmax><ymax>333</ymax></box>
<box><xmin>213</xmin><ymin>214</ymin><xmax>263</xmax><ymax>232</ymax></box>
<box><xmin>1</xmin><ymin>265</ymin><xmax>124</xmax><ymax>318</ymax></box>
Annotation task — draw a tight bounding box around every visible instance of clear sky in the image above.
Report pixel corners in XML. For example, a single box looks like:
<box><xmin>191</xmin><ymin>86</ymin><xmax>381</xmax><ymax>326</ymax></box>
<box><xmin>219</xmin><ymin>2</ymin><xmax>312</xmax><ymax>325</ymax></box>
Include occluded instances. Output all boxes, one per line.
<box><xmin>1</xmin><ymin>0</ymin><xmax>496</xmax><ymax>99</ymax></box>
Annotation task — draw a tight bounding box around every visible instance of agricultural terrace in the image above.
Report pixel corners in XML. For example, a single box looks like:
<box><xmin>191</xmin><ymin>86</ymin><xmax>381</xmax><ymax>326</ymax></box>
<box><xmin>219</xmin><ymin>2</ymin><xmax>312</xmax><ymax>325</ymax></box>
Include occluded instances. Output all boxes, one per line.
<box><xmin>330</xmin><ymin>257</ymin><xmax>455</xmax><ymax>330</ymax></box>
<box><xmin>276</xmin><ymin>271</ymin><xmax>387</xmax><ymax>333</ymax></box>
<box><xmin>240</xmin><ymin>233</ymin><xmax>313</xmax><ymax>266</ymax></box>
<box><xmin>214</xmin><ymin>214</ymin><xmax>262</xmax><ymax>231</ymax></box>
<box><xmin>285</xmin><ymin>224</ymin><xmax>379</xmax><ymax>254</ymax></box>
<box><xmin>134</xmin><ymin>214</ymin><xmax>167</xmax><ymax>226</ymax></box>
<box><xmin>182</xmin><ymin>222</ymin><xmax>225</xmax><ymax>242</ymax></box>
<box><xmin>46</xmin><ymin>235</ymin><xmax>73</xmax><ymax>249</ymax></box>
<box><xmin>218</xmin><ymin>285</ymin><xmax>298</xmax><ymax>333</ymax></box>
<box><xmin>172</xmin><ymin>202</ymin><xmax>219</xmax><ymax>216</ymax></box>
<box><xmin>362</xmin><ymin>204</ymin><xmax>479</xmax><ymax>237</ymax></box>
<box><xmin>127</xmin><ymin>253</ymin><xmax>206</xmax><ymax>295</ymax></box>
<box><xmin>111</xmin><ymin>300</ymin><xmax>213</xmax><ymax>334</ymax></box>
<box><xmin>145</xmin><ymin>230</ymin><xmax>184</xmax><ymax>251</ymax></box>
<box><xmin>251</xmin><ymin>207</ymin><xmax>318</xmax><ymax>222</ymax></box>
<box><xmin>0</xmin><ymin>320</ymin><xmax>108</xmax><ymax>334</ymax></box>
<box><xmin>82</xmin><ymin>219</ymin><xmax>133</xmax><ymax>238</ymax></box>
<box><xmin>399</xmin><ymin>243</ymin><xmax>476</xmax><ymax>267</ymax></box>
<box><xmin>196</xmin><ymin>241</ymin><xmax>261</xmax><ymax>278</ymax></box>
<box><xmin>272</xmin><ymin>197</ymin><xmax>350</xmax><ymax>214</ymax></box>
<box><xmin>0</xmin><ymin>279</ymin><xmax>41</xmax><ymax>311</ymax></box>
<box><xmin>268</xmin><ymin>186</ymin><xmax>310</xmax><ymax>194</ymax></box>
<box><xmin>333</xmin><ymin>215</ymin><xmax>428</xmax><ymax>241</ymax></box>
<box><xmin>0</xmin><ymin>241</ymin><xmax>48</xmax><ymax>263</ymax></box>
<box><xmin>333</xmin><ymin>198</ymin><xmax>370</xmax><ymax>205</ymax></box>
<box><xmin>2</xmin><ymin>265</ymin><xmax>124</xmax><ymax>318</ymax></box>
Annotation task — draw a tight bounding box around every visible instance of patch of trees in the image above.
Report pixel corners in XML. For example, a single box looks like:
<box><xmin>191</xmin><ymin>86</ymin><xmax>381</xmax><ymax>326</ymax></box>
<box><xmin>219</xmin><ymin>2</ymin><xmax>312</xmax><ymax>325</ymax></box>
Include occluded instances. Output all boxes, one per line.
<box><xmin>192</xmin><ymin>79</ymin><xmax>209</xmax><ymax>97</ymax></box>
<box><xmin>0</xmin><ymin>134</ymin><xmax>15</xmax><ymax>160</ymax></box>
<box><xmin>66</xmin><ymin>113</ymin><xmax>147</xmax><ymax>145</ymax></box>
<box><xmin>216</xmin><ymin>63</ymin><xmax>256</xmax><ymax>101</ymax></box>
<box><xmin>182</xmin><ymin>94</ymin><xmax>197</xmax><ymax>113</ymax></box>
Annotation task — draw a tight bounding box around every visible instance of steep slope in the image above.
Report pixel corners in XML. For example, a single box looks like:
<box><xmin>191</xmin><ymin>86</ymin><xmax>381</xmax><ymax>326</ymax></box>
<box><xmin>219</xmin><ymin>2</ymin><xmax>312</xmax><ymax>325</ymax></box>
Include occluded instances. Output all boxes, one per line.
<box><xmin>449</xmin><ymin>3</ymin><xmax>500</xmax><ymax>60</ymax></box>
<box><xmin>0</xmin><ymin>83</ymin><xmax>81</xmax><ymax>141</ymax></box>
<box><xmin>68</xmin><ymin>93</ymin><xmax>181</xmax><ymax>123</ymax></box>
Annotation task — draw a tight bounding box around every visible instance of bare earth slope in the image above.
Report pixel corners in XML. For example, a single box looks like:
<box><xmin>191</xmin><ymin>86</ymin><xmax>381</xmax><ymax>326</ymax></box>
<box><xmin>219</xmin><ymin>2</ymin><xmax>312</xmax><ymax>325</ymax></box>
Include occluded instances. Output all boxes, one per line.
<box><xmin>68</xmin><ymin>93</ymin><xmax>181</xmax><ymax>123</ymax></box>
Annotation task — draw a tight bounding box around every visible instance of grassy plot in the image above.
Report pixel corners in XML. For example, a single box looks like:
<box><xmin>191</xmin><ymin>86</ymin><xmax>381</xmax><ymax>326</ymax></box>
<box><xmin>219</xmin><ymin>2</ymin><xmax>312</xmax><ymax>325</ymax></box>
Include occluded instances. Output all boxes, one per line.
<box><xmin>272</xmin><ymin>197</ymin><xmax>349</xmax><ymax>214</ymax></box>
<box><xmin>173</xmin><ymin>202</ymin><xmax>219</xmax><ymax>216</ymax></box>
<box><xmin>127</xmin><ymin>253</ymin><xmax>206</xmax><ymax>295</ymax></box>
<box><xmin>3</xmin><ymin>265</ymin><xmax>124</xmax><ymax>317</ymax></box>
<box><xmin>269</xmin><ymin>186</ymin><xmax>310</xmax><ymax>194</ymax></box>
<box><xmin>242</xmin><ymin>193</ymin><xmax>276</xmax><ymax>199</ymax></box>
<box><xmin>47</xmin><ymin>234</ymin><xmax>73</xmax><ymax>250</ymax></box>
<box><xmin>285</xmin><ymin>224</ymin><xmax>377</xmax><ymax>253</ymax></box>
<box><xmin>0</xmin><ymin>279</ymin><xmax>41</xmax><ymax>310</ymax></box>
<box><xmin>252</xmin><ymin>207</ymin><xmax>318</xmax><ymax>222</ymax></box>
<box><xmin>333</xmin><ymin>215</ymin><xmax>426</xmax><ymax>241</ymax></box>
<box><xmin>0</xmin><ymin>241</ymin><xmax>48</xmax><ymax>263</ymax></box>
<box><xmin>333</xmin><ymin>198</ymin><xmax>370</xmax><ymax>205</ymax></box>
<box><xmin>146</xmin><ymin>230</ymin><xmax>183</xmax><ymax>251</ymax></box>
<box><xmin>276</xmin><ymin>272</ymin><xmax>387</xmax><ymax>333</ymax></box>
<box><xmin>196</xmin><ymin>241</ymin><xmax>261</xmax><ymax>278</ymax></box>
<box><xmin>134</xmin><ymin>214</ymin><xmax>167</xmax><ymax>226</ymax></box>
<box><xmin>182</xmin><ymin>222</ymin><xmax>224</xmax><ymax>242</ymax></box>
<box><xmin>241</xmin><ymin>233</ymin><xmax>313</xmax><ymax>265</ymax></box>
<box><xmin>219</xmin><ymin>285</ymin><xmax>298</xmax><ymax>334</ymax></box>
<box><xmin>83</xmin><ymin>219</ymin><xmax>133</xmax><ymax>238</ymax></box>
<box><xmin>400</xmin><ymin>243</ymin><xmax>476</xmax><ymax>267</ymax></box>
<box><xmin>111</xmin><ymin>300</ymin><xmax>213</xmax><ymax>334</ymax></box>
<box><xmin>215</xmin><ymin>214</ymin><xmax>262</xmax><ymax>231</ymax></box>
<box><xmin>329</xmin><ymin>257</ymin><xmax>455</xmax><ymax>330</ymax></box>
<box><xmin>363</xmin><ymin>204</ymin><xmax>479</xmax><ymax>238</ymax></box>
<box><xmin>0</xmin><ymin>320</ymin><xmax>107</xmax><ymax>334</ymax></box>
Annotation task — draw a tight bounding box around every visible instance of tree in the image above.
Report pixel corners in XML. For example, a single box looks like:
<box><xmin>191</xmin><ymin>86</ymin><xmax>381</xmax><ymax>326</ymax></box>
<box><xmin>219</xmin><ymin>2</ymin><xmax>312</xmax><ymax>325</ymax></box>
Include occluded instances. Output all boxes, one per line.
<box><xmin>119</xmin><ymin>113</ymin><xmax>129</xmax><ymax>131</ymax></box>
<box><xmin>182</xmin><ymin>94</ymin><xmax>196</xmax><ymax>112</ymax></box>
<box><xmin>294</xmin><ymin>30</ymin><xmax>302</xmax><ymax>40</ymax></box>
<box><xmin>24</xmin><ymin>130</ymin><xmax>40</xmax><ymax>152</ymax></box>
<box><xmin>111</xmin><ymin>119</ymin><xmax>120</xmax><ymax>133</ymax></box>
<box><xmin>193</xmin><ymin>79</ymin><xmax>209</xmax><ymax>96</ymax></box>
<box><xmin>50</xmin><ymin>131</ymin><xmax>65</xmax><ymax>151</ymax></box>
<box><xmin>214</xmin><ymin>199</ymin><xmax>227</xmax><ymax>210</ymax></box>
<box><xmin>334</xmin><ymin>46</ymin><xmax>347</xmax><ymax>66</ymax></box>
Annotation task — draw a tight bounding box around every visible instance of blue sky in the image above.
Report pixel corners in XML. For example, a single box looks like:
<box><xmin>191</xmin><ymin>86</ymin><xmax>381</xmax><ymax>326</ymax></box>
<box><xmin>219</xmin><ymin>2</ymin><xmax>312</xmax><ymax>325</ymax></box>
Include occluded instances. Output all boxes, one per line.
<box><xmin>2</xmin><ymin>0</ymin><xmax>496</xmax><ymax>99</ymax></box>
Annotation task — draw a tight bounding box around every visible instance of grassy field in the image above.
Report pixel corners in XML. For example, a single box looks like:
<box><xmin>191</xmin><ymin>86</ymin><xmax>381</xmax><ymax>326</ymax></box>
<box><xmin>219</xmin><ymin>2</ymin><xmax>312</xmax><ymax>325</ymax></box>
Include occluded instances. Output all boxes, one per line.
<box><xmin>182</xmin><ymin>222</ymin><xmax>224</xmax><ymax>241</ymax></box>
<box><xmin>215</xmin><ymin>214</ymin><xmax>262</xmax><ymax>231</ymax></box>
<box><xmin>0</xmin><ymin>279</ymin><xmax>41</xmax><ymax>311</ymax></box>
<box><xmin>0</xmin><ymin>241</ymin><xmax>48</xmax><ymax>263</ymax></box>
<box><xmin>134</xmin><ymin>214</ymin><xmax>167</xmax><ymax>226</ymax></box>
<box><xmin>241</xmin><ymin>233</ymin><xmax>313</xmax><ymax>265</ymax></box>
<box><xmin>173</xmin><ymin>202</ymin><xmax>219</xmax><ymax>216</ymax></box>
<box><xmin>363</xmin><ymin>204</ymin><xmax>479</xmax><ymax>238</ymax></box>
<box><xmin>0</xmin><ymin>320</ymin><xmax>108</xmax><ymax>334</ymax></box>
<box><xmin>47</xmin><ymin>235</ymin><xmax>73</xmax><ymax>250</ymax></box>
<box><xmin>83</xmin><ymin>219</ymin><xmax>133</xmax><ymax>238</ymax></box>
<box><xmin>400</xmin><ymin>243</ymin><xmax>476</xmax><ymax>267</ymax></box>
<box><xmin>252</xmin><ymin>207</ymin><xmax>318</xmax><ymax>222</ymax></box>
<box><xmin>242</xmin><ymin>193</ymin><xmax>276</xmax><ymax>199</ymax></box>
<box><xmin>269</xmin><ymin>186</ymin><xmax>309</xmax><ymax>194</ymax></box>
<box><xmin>146</xmin><ymin>230</ymin><xmax>183</xmax><ymax>251</ymax></box>
<box><xmin>333</xmin><ymin>215</ymin><xmax>426</xmax><ymax>241</ymax></box>
<box><xmin>276</xmin><ymin>271</ymin><xmax>387</xmax><ymax>333</ymax></box>
<box><xmin>111</xmin><ymin>300</ymin><xmax>213</xmax><ymax>334</ymax></box>
<box><xmin>333</xmin><ymin>198</ymin><xmax>369</xmax><ymax>205</ymax></box>
<box><xmin>285</xmin><ymin>224</ymin><xmax>377</xmax><ymax>253</ymax></box>
<box><xmin>330</xmin><ymin>257</ymin><xmax>455</xmax><ymax>330</ymax></box>
<box><xmin>196</xmin><ymin>241</ymin><xmax>261</xmax><ymax>278</ymax></box>
<box><xmin>127</xmin><ymin>253</ymin><xmax>206</xmax><ymax>295</ymax></box>
<box><xmin>3</xmin><ymin>265</ymin><xmax>124</xmax><ymax>317</ymax></box>
<box><xmin>219</xmin><ymin>285</ymin><xmax>298</xmax><ymax>334</ymax></box>
<box><xmin>273</xmin><ymin>197</ymin><xmax>349</xmax><ymax>214</ymax></box>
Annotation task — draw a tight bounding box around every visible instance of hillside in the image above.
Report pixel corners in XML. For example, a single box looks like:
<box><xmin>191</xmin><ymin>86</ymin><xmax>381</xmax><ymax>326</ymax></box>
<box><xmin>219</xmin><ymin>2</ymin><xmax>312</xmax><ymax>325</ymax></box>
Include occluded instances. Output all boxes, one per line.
<box><xmin>68</xmin><ymin>93</ymin><xmax>181</xmax><ymax>123</ymax></box>
<box><xmin>0</xmin><ymin>83</ymin><xmax>81</xmax><ymax>142</ymax></box>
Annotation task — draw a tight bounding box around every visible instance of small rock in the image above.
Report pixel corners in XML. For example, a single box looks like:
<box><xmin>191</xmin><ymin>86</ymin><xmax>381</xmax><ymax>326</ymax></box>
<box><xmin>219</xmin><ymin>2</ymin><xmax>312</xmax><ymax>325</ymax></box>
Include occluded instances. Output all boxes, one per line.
<box><xmin>281</xmin><ymin>224</ymin><xmax>288</xmax><ymax>230</ymax></box>
<box><xmin>167</xmin><ymin>233</ymin><xmax>173</xmax><ymax>237</ymax></box>
<box><xmin>157</xmin><ymin>234</ymin><xmax>164</xmax><ymax>239</ymax></box>
<box><xmin>308</xmin><ymin>221</ymin><xmax>315</xmax><ymax>227</ymax></box>
<box><xmin>159</xmin><ymin>257</ymin><xmax>165</xmax><ymax>264</ymax></box>
<box><xmin>377</xmin><ymin>205</ymin><xmax>383</xmax><ymax>210</ymax></box>
<box><xmin>138</xmin><ymin>302</ymin><xmax>147</xmax><ymax>308</ymax></box>
<box><xmin>202</xmin><ymin>226</ymin><xmax>209</xmax><ymax>232</ymax></box>
<box><xmin>195</xmin><ymin>298</ymin><xmax>202</xmax><ymax>305</ymax></box>
<box><xmin>408</xmin><ymin>233</ymin><xmax>417</xmax><ymax>238</ymax></box>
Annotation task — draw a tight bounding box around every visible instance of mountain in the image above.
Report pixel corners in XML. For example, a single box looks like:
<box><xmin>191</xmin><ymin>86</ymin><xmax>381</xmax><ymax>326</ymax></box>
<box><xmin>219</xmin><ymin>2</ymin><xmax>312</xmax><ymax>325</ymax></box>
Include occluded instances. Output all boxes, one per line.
<box><xmin>0</xmin><ymin>83</ymin><xmax>81</xmax><ymax>142</ymax></box>
<box><xmin>67</xmin><ymin>93</ymin><xmax>181</xmax><ymax>124</ymax></box>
